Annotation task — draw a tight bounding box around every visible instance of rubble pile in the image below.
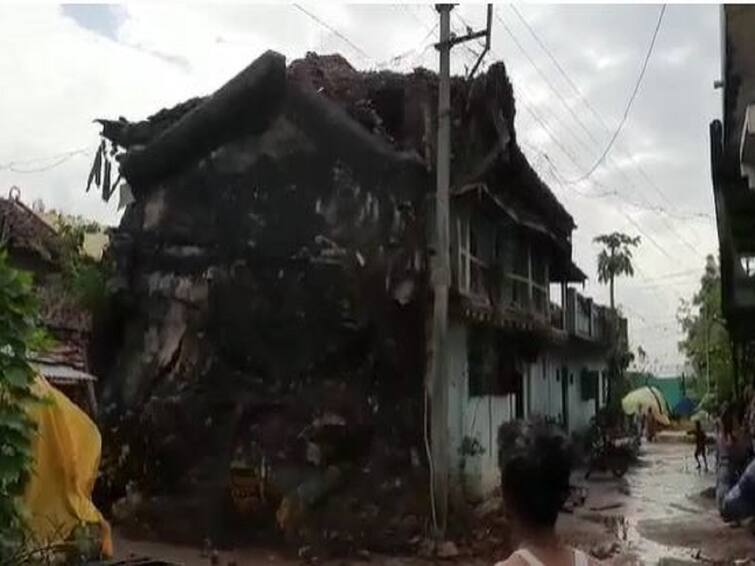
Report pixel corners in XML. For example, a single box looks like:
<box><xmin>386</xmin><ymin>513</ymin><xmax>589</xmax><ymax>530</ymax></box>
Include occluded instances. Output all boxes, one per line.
<box><xmin>92</xmin><ymin>50</ymin><xmax>548</xmax><ymax>554</ymax></box>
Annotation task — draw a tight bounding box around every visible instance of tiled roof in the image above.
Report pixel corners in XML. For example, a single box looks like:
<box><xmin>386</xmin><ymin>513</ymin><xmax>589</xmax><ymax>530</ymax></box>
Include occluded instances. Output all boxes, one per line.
<box><xmin>0</xmin><ymin>195</ymin><xmax>61</xmax><ymax>262</ymax></box>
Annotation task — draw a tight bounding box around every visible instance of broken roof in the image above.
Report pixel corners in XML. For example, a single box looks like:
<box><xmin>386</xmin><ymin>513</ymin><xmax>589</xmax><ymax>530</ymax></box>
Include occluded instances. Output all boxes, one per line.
<box><xmin>30</xmin><ymin>338</ymin><xmax>89</xmax><ymax>373</ymax></box>
<box><xmin>0</xmin><ymin>190</ymin><xmax>62</xmax><ymax>263</ymax></box>
<box><xmin>0</xmin><ymin>191</ymin><xmax>94</xmax><ymax>333</ymax></box>
<box><xmin>99</xmin><ymin>50</ymin><xmax>575</xmax><ymax>236</ymax></box>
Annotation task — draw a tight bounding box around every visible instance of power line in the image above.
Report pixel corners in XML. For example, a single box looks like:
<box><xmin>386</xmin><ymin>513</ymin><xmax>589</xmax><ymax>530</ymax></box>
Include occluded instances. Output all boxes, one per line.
<box><xmin>631</xmin><ymin>267</ymin><xmax>701</xmax><ymax>283</ymax></box>
<box><xmin>374</xmin><ymin>22</ymin><xmax>439</xmax><ymax>70</ymax></box>
<box><xmin>509</xmin><ymin>4</ymin><xmax>685</xmax><ymax>213</ymax></box>
<box><xmin>520</xmin><ymin>141</ymin><xmax>712</xmax><ymax>223</ymax></box>
<box><xmin>502</xmin><ymin>6</ymin><xmax>683</xmax><ymax>206</ymax></box>
<box><xmin>449</xmin><ymin>15</ymin><xmax>488</xmax><ymax>73</ymax></box>
<box><xmin>541</xmin><ymin>151</ymin><xmax>683</xmax><ymax>320</ymax></box>
<box><xmin>456</xmin><ymin>26</ymin><xmax>688</xmax><ymax>324</ymax></box>
<box><xmin>565</xmin><ymin>4</ymin><xmax>667</xmax><ymax>183</ymax></box>
<box><xmin>468</xmin><ymin>8</ymin><xmax>705</xmax><ymax>269</ymax></box>
<box><xmin>402</xmin><ymin>4</ymin><xmax>434</xmax><ymax>33</ymax></box>
<box><xmin>497</xmin><ymin>9</ymin><xmax>703</xmax><ymax>259</ymax></box>
<box><xmin>496</xmin><ymin>10</ymin><xmax>665</xmax><ymax>206</ymax></box>
<box><xmin>0</xmin><ymin>146</ymin><xmax>94</xmax><ymax>172</ymax></box>
<box><xmin>502</xmin><ymin>73</ymin><xmax>682</xmax><ymax>267</ymax></box>
<box><xmin>520</xmin><ymin>104</ymin><xmax>689</xmax><ymax>270</ymax></box>
<box><xmin>542</xmin><ymin>152</ymin><xmax>679</xmax><ymax>264</ymax></box>
<box><xmin>494</xmin><ymin>10</ymin><xmax>609</xmax><ymax>163</ymax></box>
<box><xmin>7</xmin><ymin>156</ymin><xmax>78</xmax><ymax>174</ymax></box>
<box><xmin>508</xmin><ymin>2</ymin><xmax>714</xmax><ymax>266</ymax></box>
<box><xmin>292</xmin><ymin>4</ymin><xmax>372</xmax><ymax>61</ymax></box>
<box><xmin>496</xmin><ymin>5</ymin><xmax>699</xmax><ymax>253</ymax></box>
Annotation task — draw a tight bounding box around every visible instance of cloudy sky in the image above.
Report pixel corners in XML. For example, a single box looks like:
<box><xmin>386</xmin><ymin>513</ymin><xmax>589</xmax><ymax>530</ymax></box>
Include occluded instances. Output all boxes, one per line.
<box><xmin>0</xmin><ymin>3</ymin><xmax>722</xmax><ymax>374</ymax></box>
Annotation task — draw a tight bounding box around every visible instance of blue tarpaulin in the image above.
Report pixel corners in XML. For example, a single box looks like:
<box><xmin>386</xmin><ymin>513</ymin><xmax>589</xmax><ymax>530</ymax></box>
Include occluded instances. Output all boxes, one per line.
<box><xmin>673</xmin><ymin>396</ymin><xmax>697</xmax><ymax>418</ymax></box>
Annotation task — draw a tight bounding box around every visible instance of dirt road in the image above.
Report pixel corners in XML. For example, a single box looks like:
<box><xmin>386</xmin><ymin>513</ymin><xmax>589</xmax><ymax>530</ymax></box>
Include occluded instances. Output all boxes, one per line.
<box><xmin>563</xmin><ymin>439</ymin><xmax>755</xmax><ymax>564</ymax></box>
<box><xmin>115</xmin><ymin>441</ymin><xmax>755</xmax><ymax>565</ymax></box>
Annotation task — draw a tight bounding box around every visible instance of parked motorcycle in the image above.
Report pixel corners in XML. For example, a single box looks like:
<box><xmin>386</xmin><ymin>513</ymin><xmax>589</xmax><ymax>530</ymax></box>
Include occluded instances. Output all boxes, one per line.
<box><xmin>584</xmin><ymin>418</ymin><xmax>635</xmax><ymax>479</ymax></box>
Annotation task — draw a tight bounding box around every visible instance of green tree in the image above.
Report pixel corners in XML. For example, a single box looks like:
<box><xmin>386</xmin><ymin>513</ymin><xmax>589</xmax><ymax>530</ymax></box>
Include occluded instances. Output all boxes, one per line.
<box><xmin>0</xmin><ymin>250</ymin><xmax>43</xmax><ymax>559</ymax></box>
<box><xmin>594</xmin><ymin>232</ymin><xmax>641</xmax><ymax>310</ymax></box>
<box><xmin>677</xmin><ymin>255</ymin><xmax>734</xmax><ymax>401</ymax></box>
<box><xmin>52</xmin><ymin>216</ymin><xmax>109</xmax><ymax>315</ymax></box>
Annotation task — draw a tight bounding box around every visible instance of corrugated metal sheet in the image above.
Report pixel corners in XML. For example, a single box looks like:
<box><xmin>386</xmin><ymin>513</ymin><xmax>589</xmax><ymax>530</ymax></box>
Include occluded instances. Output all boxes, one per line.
<box><xmin>33</xmin><ymin>362</ymin><xmax>97</xmax><ymax>384</ymax></box>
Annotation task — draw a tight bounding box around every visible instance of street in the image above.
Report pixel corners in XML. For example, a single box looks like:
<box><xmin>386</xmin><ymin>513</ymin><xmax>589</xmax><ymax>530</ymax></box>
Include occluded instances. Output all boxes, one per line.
<box><xmin>562</xmin><ymin>438</ymin><xmax>755</xmax><ymax>564</ymax></box>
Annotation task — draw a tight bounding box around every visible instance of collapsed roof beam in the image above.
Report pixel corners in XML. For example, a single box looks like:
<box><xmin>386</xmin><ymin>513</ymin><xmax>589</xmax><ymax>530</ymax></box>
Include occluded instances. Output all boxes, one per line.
<box><xmin>119</xmin><ymin>50</ymin><xmax>287</xmax><ymax>192</ymax></box>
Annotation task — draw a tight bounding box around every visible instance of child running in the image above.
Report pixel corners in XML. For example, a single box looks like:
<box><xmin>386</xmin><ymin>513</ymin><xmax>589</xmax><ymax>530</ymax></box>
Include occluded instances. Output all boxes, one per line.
<box><xmin>692</xmin><ymin>420</ymin><xmax>708</xmax><ymax>472</ymax></box>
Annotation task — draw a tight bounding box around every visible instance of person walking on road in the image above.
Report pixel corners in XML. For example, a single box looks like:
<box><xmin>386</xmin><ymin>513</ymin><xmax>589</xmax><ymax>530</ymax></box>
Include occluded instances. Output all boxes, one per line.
<box><xmin>646</xmin><ymin>407</ymin><xmax>656</xmax><ymax>443</ymax></box>
<box><xmin>494</xmin><ymin>421</ymin><xmax>601</xmax><ymax>566</ymax></box>
<box><xmin>690</xmin><ymin>420</ymin><xmax>708</xmax><ymax>472</ymax></box>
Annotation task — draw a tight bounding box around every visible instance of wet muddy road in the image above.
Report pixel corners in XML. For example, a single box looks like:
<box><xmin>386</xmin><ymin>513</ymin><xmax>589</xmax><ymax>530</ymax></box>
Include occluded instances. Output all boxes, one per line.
<box><xmin>565</xmin><ymin>439</ymin><xmax>755</xmax><ymax>564</ymax></box>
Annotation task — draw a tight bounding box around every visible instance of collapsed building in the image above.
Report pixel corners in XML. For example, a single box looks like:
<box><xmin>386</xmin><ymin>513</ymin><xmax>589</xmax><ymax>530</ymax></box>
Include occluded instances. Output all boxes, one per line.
<box><xmin>94</xmin><ymin>50</ymin><xmax>626</xmax><ymax>548</ymax></box>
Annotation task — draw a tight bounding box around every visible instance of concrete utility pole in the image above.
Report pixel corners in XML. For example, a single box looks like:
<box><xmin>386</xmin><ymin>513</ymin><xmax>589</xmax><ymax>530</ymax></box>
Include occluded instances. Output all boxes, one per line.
<box><xmin>429</xmin><ymin>3</ymin><xmax>452</xmax><ymax>537</ymax></box>
<box><xmin>428</xmin><ymin>3</ymin><xmax>491</xmax><ymax>538</ymax></box>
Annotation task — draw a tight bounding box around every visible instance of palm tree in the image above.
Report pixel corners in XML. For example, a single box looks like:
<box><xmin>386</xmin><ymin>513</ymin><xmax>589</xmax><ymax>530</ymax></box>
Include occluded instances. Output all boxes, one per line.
<box><xmin>595</xmin><ymin>232</ymin><xmax>640</xmax><ymax>407</ymax></box>
<box><xmin>594</xmin><ymin>232</ymin><xmax>641</xmax><ymax>310</ymax></box>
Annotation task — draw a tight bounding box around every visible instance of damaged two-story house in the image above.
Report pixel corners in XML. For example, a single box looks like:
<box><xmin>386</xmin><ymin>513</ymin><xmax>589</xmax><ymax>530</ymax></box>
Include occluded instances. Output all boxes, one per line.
<box><xmin>444</xmin><ymin>149</ymin><xmax>626</xmax><ymax>497</ymax></box>
<box><xmin>92</xmin><ymin>49</ymin><xmax>627</xmax><ymax>542</ymax></box>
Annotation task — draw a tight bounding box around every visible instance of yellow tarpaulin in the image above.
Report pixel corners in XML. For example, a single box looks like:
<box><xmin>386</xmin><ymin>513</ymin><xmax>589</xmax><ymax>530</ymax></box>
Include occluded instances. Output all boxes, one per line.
<box><xmin>23</xmin><ymin>374</ymin><xmax>113</xmax><ymax>557</ymax></box>
<box><xmin>621</xmin><ymin>385</ymin><xmax>671</xmax><ymax>426</ymax></box>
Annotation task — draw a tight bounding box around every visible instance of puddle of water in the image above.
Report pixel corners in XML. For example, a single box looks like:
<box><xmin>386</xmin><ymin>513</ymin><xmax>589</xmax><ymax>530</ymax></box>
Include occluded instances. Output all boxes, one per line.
<box><xmin>624</xmin><ymin>521</ymin><xmax>703</xmax><ymax>565</ymax></box>
<box><xmin>588</xmin><ymin>443</ymin><xmax>724</xmax><ymax>565</ymax></box>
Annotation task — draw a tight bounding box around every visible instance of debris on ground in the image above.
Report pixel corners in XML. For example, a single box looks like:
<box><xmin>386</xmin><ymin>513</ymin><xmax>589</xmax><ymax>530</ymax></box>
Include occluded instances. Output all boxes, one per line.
<box><xmin>590</xmin><ymin>541</ymin><xmax>621</xmax><ymax>560</ymax></box>
<box><xmin>589</xmin><ymin>502</ymin><xmax>623</xmax><ymax>512</ymax></box>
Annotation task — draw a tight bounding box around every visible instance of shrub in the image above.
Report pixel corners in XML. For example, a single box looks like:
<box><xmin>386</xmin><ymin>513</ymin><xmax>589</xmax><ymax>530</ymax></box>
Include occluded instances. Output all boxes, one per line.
<box><xmin>0</xmin><ymin>249</ymin><xmax>43</xmax><ymax>559</ymax></box>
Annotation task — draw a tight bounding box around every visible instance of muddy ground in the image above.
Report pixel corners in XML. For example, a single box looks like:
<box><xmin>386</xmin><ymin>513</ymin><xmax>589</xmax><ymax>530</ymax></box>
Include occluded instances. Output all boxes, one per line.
<box><xmin>114</xmin><ymin>440</ymin><xmax>755</xmax><ymax>565</ymax></box>
<box><xmin>565</xmin><ymin>439</ymin><xmax>755</xmax><ymax>565</ymax></box>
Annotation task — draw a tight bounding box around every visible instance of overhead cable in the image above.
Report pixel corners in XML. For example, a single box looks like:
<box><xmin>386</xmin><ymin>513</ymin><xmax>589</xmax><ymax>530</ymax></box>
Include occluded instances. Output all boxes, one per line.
<box><xmin>292</xmin><ymin>4</ymin><xmax>372</xmax><ymax>61</ymax></box>
<box><xmin>564</xmin><ymin>4</ymin><xmax>667</xmax><ymax>183</ymax></box>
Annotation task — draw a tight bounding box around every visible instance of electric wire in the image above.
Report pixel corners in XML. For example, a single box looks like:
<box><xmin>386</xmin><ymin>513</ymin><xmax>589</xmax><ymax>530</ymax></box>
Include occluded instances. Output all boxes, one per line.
<box><xmin>292</xmin><ymin>4</ymin><xmax>372</xmax><ymax>61</ymax></box>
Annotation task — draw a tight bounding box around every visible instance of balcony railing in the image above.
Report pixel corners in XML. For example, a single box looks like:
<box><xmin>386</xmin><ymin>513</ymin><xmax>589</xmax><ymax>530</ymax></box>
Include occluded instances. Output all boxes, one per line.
<box><xmin>563</xmin><ymin>288</ymin><xmax>625</xmax><ymax>344</ymax></box>
<box><xmin>575</xmin><ymin>294</ymin><xmax>591</xmax><ymax>338</ymax></box>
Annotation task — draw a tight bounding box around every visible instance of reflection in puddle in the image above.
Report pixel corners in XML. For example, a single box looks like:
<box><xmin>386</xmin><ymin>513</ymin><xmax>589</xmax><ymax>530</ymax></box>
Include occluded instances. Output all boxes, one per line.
<box><xmin>584</xmin><ymin>442</ymin><xmax>747</xmax><ymax>565</ymax></box>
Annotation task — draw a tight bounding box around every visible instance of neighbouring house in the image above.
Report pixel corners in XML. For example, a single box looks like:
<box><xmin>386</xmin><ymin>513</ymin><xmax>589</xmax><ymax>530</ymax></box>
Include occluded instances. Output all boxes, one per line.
<box><xmin>93</xmin><ymin>50</ymin><xmax>628</xmax><ymax>542</ymax></box>
<box><xmin>445</xmin><ymin>187</ymin><xmax>627</xmax><ymax>497</ymax></box>
<box><xmin>710</xmin><ymin>5</ymin><xmax>755</xmax><ymax>391</ymax></box>
<box><xmin>0</xmin><ymin>187</ymin><xmax>98</xmax><ymax>415</ymax></box>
